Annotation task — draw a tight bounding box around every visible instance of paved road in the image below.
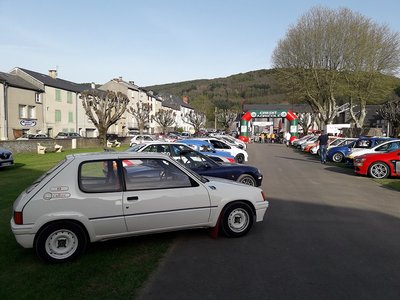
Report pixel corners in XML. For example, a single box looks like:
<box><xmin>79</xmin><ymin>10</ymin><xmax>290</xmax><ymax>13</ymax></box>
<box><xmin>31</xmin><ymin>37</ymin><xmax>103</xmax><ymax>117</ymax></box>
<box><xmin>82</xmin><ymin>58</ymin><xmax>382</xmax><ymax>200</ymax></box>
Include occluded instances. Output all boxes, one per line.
<box><xmin>137</xmin><ymin>143</ymin><xmax>400</xmax><ymax>300</ymax></box>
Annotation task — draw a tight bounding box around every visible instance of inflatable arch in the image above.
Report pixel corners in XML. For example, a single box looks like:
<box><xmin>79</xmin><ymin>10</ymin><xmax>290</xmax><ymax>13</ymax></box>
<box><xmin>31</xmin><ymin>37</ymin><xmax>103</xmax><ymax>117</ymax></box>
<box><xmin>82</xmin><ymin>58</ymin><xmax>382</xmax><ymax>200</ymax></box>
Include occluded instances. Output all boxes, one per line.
<box><xmin>239</xmin><ymin>110</ymin><xmax>298</xmax><ymax>143</ymax></box>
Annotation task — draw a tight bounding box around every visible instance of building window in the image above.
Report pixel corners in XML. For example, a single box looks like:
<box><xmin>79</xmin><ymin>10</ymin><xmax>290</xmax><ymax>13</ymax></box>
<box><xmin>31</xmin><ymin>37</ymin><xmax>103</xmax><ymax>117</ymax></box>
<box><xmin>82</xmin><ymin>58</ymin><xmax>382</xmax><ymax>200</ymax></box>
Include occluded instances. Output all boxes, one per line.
<box><xmin>28</xmin><ymin>106</ymin><xmax>36</xmax><ymax>119</ymax></box>
<box><xmin>55</xmin><ymin>110</ymin><xmax>61</xmax><ymax>122</ymax></box>
<box><xmin>68</xmin><ymin>112</ymin><xmax>73</xmax><ymax>123</ymax></box>
<box><xmin>19</xmin><ymin>105</ymin><xmax>27</xmax><ymax>118</ymax></box>
<box><xmin>67</xmin><ymin>91</ymin><xmax>73</xmax><ymax>103</ymax></box>
<box><xmin>55</xmin><ymin>89</ymin><xmax>61</xmax><ymax>101</ymax></box>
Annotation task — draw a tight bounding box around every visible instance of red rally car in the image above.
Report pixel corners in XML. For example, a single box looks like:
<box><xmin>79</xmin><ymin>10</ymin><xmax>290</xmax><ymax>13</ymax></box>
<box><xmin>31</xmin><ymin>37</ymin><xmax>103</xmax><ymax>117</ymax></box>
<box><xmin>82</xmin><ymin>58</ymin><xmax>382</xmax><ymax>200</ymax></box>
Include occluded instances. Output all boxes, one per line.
<box><xmin>354</xmin><ymin>149</ymin><xmax>400</xmax><ymax>179</ymax></box>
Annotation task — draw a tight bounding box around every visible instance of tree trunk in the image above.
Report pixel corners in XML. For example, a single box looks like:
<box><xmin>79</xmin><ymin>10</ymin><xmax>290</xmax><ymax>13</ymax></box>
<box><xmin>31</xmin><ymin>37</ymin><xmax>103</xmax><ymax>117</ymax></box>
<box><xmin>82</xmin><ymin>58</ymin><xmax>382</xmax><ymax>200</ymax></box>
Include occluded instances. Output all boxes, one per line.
<box><xmin>98</xmin><ymin>126</ymin><xmax>108</xmax><ymax>147</ymax></box>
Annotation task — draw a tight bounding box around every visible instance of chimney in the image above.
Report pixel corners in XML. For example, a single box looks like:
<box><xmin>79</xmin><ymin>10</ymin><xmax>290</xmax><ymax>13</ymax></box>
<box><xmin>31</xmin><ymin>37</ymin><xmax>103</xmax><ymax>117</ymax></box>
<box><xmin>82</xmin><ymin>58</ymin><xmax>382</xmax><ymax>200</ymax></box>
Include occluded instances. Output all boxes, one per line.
<box><xmin>48</xmin><ymin>69</ymin><xmax>57</xmax><ymax>79</ymax></box>
<box><xmin>119</xmin><ymin>76</ymin><xmax>123</xmax><ymax>82</ymax></box>
<box><xmin>91</xmin><ymin>82</ymin><xmax>96</xmax><ymax>89</ymax></box>
<box><xmin>129</xmin><ymin>81</ymin><xmax>135</xmax><ymax>85</ymax></box>
<box><xmin>182</xmin><ymin>96</ymin><xmax>189</xmax><ymax>104</ymax></box>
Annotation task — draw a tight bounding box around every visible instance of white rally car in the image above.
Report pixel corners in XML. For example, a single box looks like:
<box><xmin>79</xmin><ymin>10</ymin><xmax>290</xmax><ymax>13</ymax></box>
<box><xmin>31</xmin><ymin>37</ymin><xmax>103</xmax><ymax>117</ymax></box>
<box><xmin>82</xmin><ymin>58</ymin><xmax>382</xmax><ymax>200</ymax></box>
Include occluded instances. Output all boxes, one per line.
<box><xmin>11</xmin><ymin>152</ymin><xmax>268</xmax><ymax>263</ymax></box>
<box><xmin>191</xmin><ymin>138</ymin><xmax>249</xmax><ymax>163</ymax></box>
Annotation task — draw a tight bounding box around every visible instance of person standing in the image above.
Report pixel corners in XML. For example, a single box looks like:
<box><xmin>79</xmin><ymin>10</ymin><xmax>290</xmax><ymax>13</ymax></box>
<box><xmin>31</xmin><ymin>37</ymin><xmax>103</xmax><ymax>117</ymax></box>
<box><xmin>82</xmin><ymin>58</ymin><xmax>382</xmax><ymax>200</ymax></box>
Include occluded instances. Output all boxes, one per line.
<box><xmin>284</xmin><ymin>131</ymin><xmax>291</xmax><ymax>146</ymax></box>
<box><xmin>317</xmin><ymin>130</ymin><xmax>329</xmax><ymax>164</ymax></box>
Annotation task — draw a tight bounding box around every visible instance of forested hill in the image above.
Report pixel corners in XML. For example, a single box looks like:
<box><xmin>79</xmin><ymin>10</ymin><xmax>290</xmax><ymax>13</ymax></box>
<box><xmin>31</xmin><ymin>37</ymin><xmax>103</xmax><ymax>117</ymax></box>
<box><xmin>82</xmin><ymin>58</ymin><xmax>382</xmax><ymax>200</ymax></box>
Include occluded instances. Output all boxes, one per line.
<box><xmin>145</xmin><ymin>69</ymin><xmax>290</xmax><ymax>107</ymax></box>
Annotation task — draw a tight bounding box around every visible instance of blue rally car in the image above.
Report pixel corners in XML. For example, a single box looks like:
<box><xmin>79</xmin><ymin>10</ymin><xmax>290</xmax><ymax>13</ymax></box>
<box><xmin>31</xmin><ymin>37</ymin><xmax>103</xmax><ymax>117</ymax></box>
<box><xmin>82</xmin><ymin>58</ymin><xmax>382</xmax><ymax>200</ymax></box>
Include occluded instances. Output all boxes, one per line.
<box><xmin>126</xmin><ymin>142</ymin><xmax>263</xmax><ymax>186</ymax></box>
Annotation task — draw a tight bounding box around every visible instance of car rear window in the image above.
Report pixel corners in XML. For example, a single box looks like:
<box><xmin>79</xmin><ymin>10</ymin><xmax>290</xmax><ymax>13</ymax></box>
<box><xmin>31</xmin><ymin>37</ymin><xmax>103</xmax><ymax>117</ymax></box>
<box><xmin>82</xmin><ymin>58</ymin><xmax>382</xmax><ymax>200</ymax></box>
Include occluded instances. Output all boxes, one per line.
<box><xmin>79</xmin><ymin>160</ymin><xmax>121</xmax><ymax>193</ymax></box>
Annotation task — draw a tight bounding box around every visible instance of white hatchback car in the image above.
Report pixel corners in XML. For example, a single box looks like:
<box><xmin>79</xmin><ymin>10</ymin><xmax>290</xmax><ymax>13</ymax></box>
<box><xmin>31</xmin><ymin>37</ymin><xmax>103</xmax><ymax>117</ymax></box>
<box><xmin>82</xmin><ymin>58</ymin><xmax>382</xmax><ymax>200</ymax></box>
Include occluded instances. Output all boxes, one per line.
<box><xmin>11</xmin><ymin>152</ymin><xmax>268</xmax><ymax>263</ymax></box>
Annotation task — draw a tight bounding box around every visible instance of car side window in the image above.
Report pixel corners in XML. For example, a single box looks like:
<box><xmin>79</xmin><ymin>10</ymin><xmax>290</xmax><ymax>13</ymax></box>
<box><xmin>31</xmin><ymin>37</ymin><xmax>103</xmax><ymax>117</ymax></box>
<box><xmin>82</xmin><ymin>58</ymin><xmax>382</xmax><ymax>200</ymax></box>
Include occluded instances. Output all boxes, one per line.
<box><xmin>143</xmin><ymin>144</ymin><xmax>170</xmax><ymax>154</ymax></box>
<box><xmin>123</xmin><ymin>158</ymin><xmax>194</xmax><ymax>191</ymax></box>
<box><xmin>79</xmin><ymin>160</ymin><xmax>121</xmax><ymax>193</ymax></box>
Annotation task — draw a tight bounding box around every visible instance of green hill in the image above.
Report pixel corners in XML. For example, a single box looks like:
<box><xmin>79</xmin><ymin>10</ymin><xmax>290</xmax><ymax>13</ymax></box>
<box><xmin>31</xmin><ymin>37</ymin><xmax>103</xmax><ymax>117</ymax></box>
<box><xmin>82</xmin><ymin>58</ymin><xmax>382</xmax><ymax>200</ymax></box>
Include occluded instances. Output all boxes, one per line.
<box><xmin>145</xmin><ymin>69</ymin><xmax>290</xmax><ymax>107</ymax></box>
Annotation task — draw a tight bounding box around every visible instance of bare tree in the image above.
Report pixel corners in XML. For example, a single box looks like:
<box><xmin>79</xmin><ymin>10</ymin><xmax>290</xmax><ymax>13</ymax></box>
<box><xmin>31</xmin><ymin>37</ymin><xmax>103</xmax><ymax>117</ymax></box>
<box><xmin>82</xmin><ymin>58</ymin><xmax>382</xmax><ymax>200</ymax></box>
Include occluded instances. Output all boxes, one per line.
<box><xmin>377</xmin><ymin>99</ymin><xmax>400</xmax><ymax>137</ymax></box>
<box><xmin>127</xmin><ymin>102</ymin><xmax>152</xmax><ymax>134</ymax></box>
<box><xmin>152</xmin><ymin>109</ymin><xmax>176</xmax><ymax>134</ymax></box>
<box><xmin>81</xmin><ymin>90</ymin><xmax>129</xmax><ymax>146</ymax></box>
<box><xmin>272</xmin><ymin>6</ymin><xmax>400</xmax><ymax>128</ymax></box>
<box><xmin>214</xmin><ymin>99</ymin><xmax>238</xmax><ymax>132</ymax></box>
<box><xmin>216</xmin><ymin>111</ymin><xmax>238</xmax><ymax>132</ymax></box>
<box><xmin>182</xmin><ymin>111</ymin><xmax>206</xmax><ymax>133</ymax></box>
<box><xmin>297</xmin><ymin>112</ymin><xmax>317</xmax><ymax>134</ymax></box>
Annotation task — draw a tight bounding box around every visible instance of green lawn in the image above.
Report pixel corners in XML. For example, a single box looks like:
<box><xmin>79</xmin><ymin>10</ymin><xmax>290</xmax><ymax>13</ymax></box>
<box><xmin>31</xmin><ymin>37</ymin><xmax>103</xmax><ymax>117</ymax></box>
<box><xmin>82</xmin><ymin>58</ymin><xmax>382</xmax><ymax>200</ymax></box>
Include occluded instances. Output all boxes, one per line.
<box><xmin>0</xmin><ymin>148</ymin><xmax>172</xmax><ymax>300</ymax></box>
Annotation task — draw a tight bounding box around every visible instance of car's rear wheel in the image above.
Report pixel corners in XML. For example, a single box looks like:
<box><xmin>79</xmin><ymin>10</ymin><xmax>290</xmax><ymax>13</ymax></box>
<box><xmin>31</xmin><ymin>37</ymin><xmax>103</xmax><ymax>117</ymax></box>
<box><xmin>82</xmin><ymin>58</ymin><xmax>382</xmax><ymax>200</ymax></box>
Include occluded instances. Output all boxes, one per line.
<box><xmin>237</xmin><ymin>174</ymin><xmax>256</xmax><ymax>186</ymax></box>
<box><xmin>368</xmin><ymin>162</ymin><xmax>390</xmax><ymax>179</ymax></box>
<box><xmin>220</xmin><ymin>202</ymin><xmax>254</xmax><ymax>237</ymax></box>
<box><xmin>332</xmin><ymin>152</ymin><xmax>344</xmax><ymax>163</ymax></box>
<box><xmin>236</xmin><ymin>154</ymin><xmax>245</xmax><ymax>164</ymax></box>
<box><xmin>35</xmin><ymin>221</ymin><xmax>88</xmax><ymax>263</ymax></box>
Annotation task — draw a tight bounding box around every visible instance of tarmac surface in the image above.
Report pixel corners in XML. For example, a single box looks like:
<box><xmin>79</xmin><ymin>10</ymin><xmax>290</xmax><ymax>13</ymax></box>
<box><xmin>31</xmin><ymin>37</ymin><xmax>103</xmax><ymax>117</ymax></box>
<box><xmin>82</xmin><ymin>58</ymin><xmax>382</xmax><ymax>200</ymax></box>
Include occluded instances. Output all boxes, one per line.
<box><xmin>137</xmin><ymin>143</ymin><xmax>400</xmax><ymax>300</ymax></box>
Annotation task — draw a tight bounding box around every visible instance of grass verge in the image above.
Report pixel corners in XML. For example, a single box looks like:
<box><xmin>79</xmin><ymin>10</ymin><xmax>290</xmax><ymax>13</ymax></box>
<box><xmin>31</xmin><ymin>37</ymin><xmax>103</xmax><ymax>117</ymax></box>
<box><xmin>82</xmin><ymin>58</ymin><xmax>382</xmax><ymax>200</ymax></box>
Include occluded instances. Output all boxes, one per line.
<box><xmin>0</xmin><ymin>148</ymin><xmax>173</xmax><ymax>299</ymax></box>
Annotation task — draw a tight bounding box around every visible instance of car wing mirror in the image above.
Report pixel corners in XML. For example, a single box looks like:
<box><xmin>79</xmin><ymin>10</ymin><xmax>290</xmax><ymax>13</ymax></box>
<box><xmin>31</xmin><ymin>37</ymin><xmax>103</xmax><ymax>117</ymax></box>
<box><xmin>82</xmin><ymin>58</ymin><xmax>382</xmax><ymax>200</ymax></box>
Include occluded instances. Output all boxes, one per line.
<box><xmin>203</xmin><ymin>162</ymin><xmax>211</xmax><ymax>168</ymax></box>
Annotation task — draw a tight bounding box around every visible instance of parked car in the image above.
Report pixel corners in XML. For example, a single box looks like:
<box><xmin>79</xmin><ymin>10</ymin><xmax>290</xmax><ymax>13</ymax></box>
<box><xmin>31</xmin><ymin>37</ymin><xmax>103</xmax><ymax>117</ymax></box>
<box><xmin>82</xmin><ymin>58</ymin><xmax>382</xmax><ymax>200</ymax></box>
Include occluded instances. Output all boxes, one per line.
<box><xmin>179</xmin><ymin>139</ymin><xmax>236</xmax><ymax>163</ymax></box>
<box><xmin>328</xmin><ymin>137</ymin><xmax>391</xmax><ymax>163</ymax></box>
<box><xmin>216</xmin><ymin>135</ymin><xmax>247</xmax><ymax>150</ymax></box>
<box><xmin>309</xmin><ymin>137</ymin><xmax>352</xmax><ymax>155</ymax></box>
<box><xmin>347</xmin><ymin>139</ymin><xmax>399</xmax><ymax>161</ymax></box>
<box><xmin>11</xmin><ymin>152</ymin><xmax>268</xmax><ymax>263</ymax></box>
<box><xmin>354</xmin><ymin>149</ymin><xmax>400</xmax><ymax>179</ymax></box>
<box><xmin>17</xmin><ymin>133</ymin><xmax>51</xmax><ymax>140</ymax></box>
<box><xmin>0</xmin><ymin>148</ymin><xmax>14</xmax><ymax>168</ymax></box>
<box><xmin>129</xmin><ymin>135</ymin><xmax>154</xmax><ymax>147</ymax></box>
<box><xmin>106</xmin><ymin>133</ymin><xmax>119</xmax><ymax>141</ymax></box>
<box><xmin>191</xmin><ymin>138</ymin><xmax>249</xmax><ymax>163</ymax></box>
<box><xmin>55</xmin><ymin>132</ymin><xmax>82</xmax><ymax>139</ymax></box>
<box><xmin>292</xmin><ymin>135</ymin><xmax>314</xmax><ymax>148</ymax></box>
<box><xmin>327</xmin><ymin>140</ymin><xmax>357</xmax><ymax>163</ymax></box>
<box><xmin>179</xmin><ymin>132</ymin><xmax>192</xmax><ymax>139</ymax></box>
<box><xmin>126</xmin><ymin>142</ymin><xmax>263</xmax><ymax>186</ymax></box>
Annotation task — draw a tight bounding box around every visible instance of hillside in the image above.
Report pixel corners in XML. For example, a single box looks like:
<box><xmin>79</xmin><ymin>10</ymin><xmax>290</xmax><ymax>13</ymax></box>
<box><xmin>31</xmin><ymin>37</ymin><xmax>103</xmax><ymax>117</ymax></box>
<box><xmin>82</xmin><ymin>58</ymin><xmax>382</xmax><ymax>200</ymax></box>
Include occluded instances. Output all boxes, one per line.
<box><xmin>145</xmin><ymin>69</ymin><xmax>290</xmax><ymax>106</ymax></box>
<box><xmin>145</xmin><ymin>69</ymin><xmax>400</xmax><ymax>128</ymax></box>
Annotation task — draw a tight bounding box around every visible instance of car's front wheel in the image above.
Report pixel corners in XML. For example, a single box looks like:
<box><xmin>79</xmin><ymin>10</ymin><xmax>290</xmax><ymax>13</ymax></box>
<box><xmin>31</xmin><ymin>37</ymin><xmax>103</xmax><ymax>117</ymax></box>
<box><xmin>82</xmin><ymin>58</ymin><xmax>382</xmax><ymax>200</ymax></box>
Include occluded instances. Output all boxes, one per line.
<box><xmin>220</xmin><ymin>202</ymin><xmax>254</xmax><ymax>237</ymax></box>
<box><xmin>368</xmin><ymin>162</ymin><xmax>390</xmax><ymax>179</ymax></box>
<box><xmin>237</xmin><ymin>174</ymin><xmax>256</xmax><ymax>186</ymax></box>
<box><xmin>35</xmin><ymin>221</ymin><xmax>88</xmax><ymax>263</ymax></box>
<box><xmin>236</xmin><ymin>154</ymin><xmax>245</xmax><ymax>164</ymax></box>
<box><xmin>332</xmin><ymin>152</ymin><xmax>344</xmax><ymax>163</ymax></box>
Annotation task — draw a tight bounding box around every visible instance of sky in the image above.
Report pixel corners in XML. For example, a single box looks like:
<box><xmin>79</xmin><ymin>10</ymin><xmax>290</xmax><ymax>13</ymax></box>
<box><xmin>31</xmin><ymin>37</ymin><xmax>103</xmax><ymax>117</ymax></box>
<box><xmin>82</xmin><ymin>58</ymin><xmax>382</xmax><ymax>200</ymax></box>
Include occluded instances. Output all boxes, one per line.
<box><xmin>0</xmin><ymin>0</ymin><xmax>399</xmax><ymax>87</ymax></box>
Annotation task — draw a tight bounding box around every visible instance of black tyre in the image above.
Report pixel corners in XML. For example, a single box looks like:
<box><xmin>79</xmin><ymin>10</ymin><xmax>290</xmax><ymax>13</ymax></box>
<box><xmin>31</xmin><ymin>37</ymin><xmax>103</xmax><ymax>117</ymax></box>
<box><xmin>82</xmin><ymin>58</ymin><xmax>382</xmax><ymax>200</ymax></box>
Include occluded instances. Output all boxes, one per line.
<box><xmin>332</xmin><ymin>152</ymin><xmax>344</xmax><ymax>163</ymax></box>
<box><xmin>237</xmin><ymin>174</ymin><xmax>256</xmax><ymax>186</ymax></box>
<box><xmin>236</xmin><ymin>154</ymin><xmax>245</xmax><ymax>164</ymax></box>
<box><xmin>220</xmin><ymin>202</ymin><xmax>254</xmax><ymax>237</ymax></box>
<box><xmin>368</xmin><ymin>162</ymin><xmax>390</xmax><ymax>179</ymax></box>
<box><xmin>35</xmin><ymin>221</ymin><xmax>88</xmax><ymax>263</ymax></box>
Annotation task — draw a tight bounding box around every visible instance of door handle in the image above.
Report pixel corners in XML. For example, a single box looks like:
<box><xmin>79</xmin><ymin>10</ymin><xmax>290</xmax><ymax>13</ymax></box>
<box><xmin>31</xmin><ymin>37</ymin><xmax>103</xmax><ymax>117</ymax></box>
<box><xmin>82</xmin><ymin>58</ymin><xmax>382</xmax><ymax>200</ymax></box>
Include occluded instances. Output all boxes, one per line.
<box><xmin>127</xmin><ymin>196</ymin><xmax>139</xmax><ymax>201</ymax></box>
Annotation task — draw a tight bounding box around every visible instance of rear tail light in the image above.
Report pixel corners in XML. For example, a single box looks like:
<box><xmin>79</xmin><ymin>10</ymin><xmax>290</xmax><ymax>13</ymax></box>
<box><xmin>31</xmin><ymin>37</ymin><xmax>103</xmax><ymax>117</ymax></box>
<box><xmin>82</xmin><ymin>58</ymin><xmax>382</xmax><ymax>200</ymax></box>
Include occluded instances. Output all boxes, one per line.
<box><xmin>227</xmin><ymin>158</ymin><xmax>235</xmax><ymax>163</ymax></box>
<box><xmin>261</xmin><ymin>191</ymin><xmax>267</xmax><ymax>201</ymax></box>
<box><xmin>14</xmin><ymin>211</ymin><xmax>23</xmax><ymax>225</ymax></box>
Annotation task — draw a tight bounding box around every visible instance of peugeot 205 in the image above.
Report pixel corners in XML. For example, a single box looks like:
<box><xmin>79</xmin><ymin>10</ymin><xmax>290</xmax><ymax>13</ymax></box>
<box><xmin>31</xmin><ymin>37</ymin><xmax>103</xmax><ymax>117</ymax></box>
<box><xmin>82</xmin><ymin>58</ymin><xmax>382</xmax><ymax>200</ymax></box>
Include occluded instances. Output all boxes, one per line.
<box><xmin>11</xmin><ymin>152</ymin><xmax>268</xmax><ymax>263</ymax></box>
